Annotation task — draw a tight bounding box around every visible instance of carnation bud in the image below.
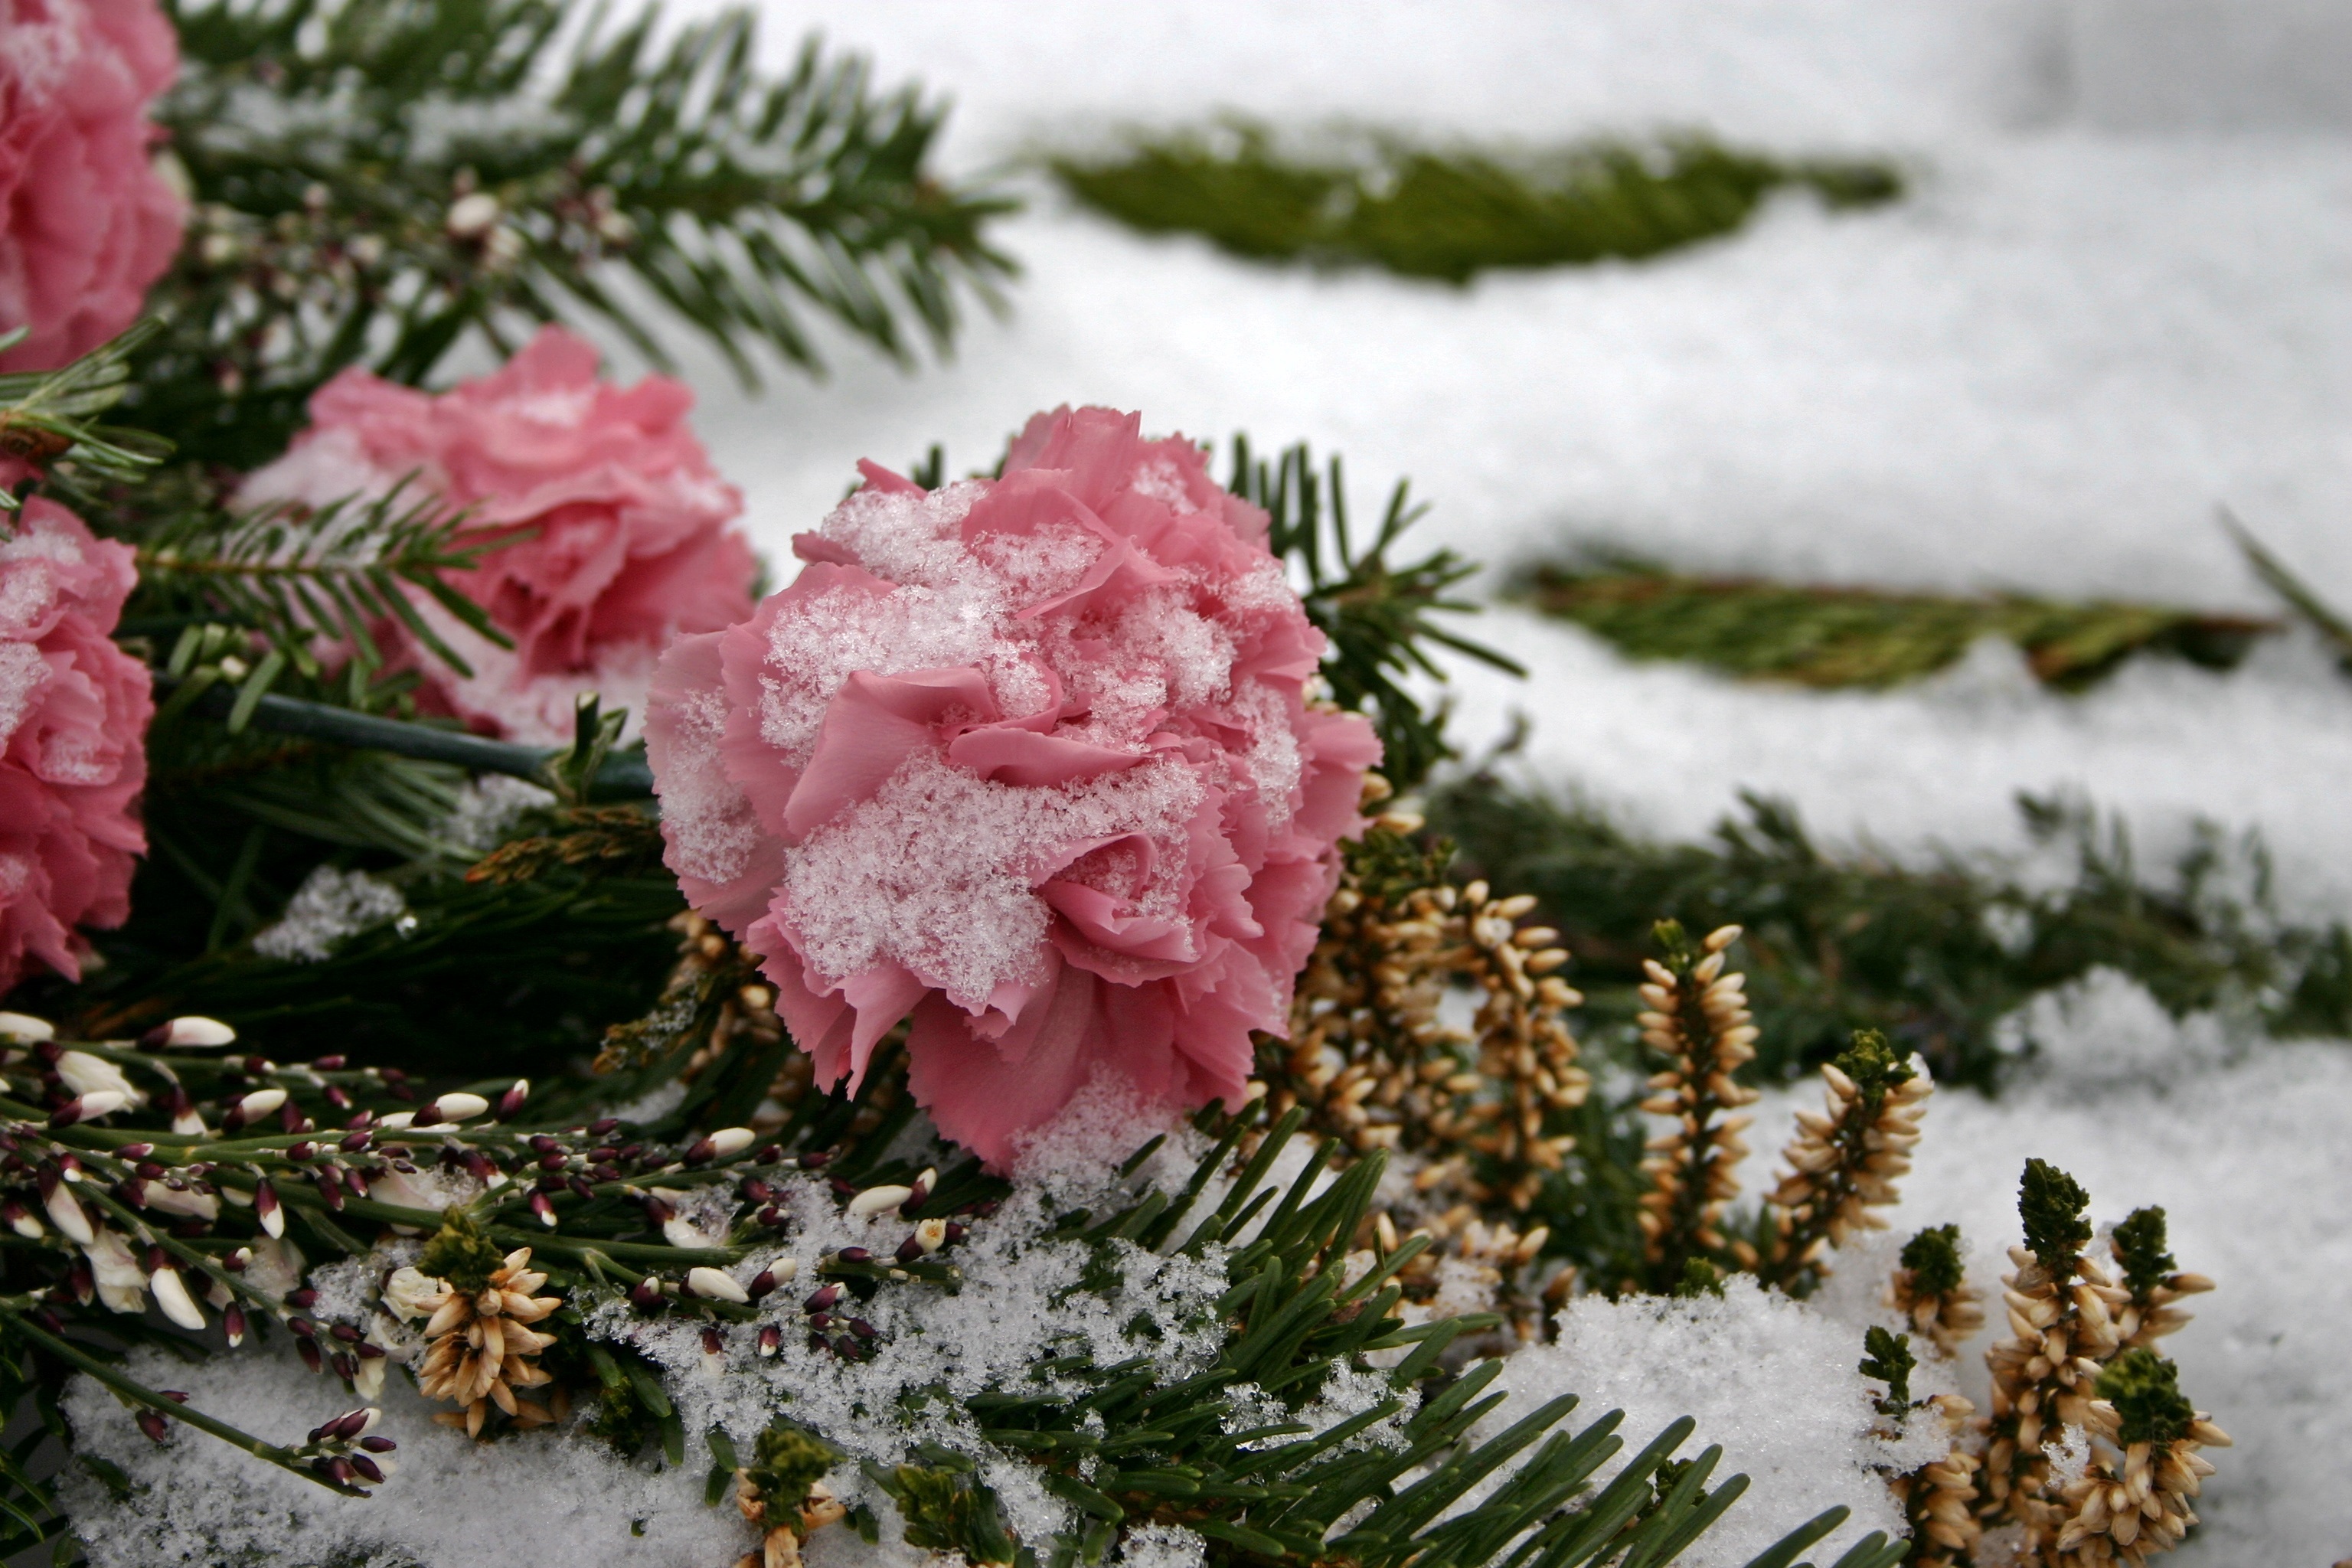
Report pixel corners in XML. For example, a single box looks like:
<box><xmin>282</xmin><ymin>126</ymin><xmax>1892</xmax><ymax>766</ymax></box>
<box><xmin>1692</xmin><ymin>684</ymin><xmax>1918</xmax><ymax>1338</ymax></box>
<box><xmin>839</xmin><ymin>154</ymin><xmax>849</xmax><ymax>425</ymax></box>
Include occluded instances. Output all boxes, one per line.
<box><xmin>140</xmin><ymin>1016</ymin><xmax>236</xmax><ymax>1050</ymax></box>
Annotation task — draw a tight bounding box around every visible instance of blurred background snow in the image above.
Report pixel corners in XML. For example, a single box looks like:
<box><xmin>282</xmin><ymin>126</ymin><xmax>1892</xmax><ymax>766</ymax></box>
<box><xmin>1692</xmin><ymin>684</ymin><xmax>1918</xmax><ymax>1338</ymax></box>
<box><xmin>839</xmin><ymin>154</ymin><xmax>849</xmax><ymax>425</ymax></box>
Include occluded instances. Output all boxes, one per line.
<box><xmin>650</xmin><ymin>4</ymin><xmax>2352</xmax><ymax>1560</ymax></box>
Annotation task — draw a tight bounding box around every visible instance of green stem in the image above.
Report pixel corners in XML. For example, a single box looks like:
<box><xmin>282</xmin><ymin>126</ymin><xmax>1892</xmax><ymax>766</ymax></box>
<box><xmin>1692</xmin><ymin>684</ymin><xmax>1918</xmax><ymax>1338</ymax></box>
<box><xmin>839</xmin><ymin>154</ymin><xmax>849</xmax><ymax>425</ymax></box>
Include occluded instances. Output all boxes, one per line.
<box><xmin>0</xmin><ymin>1312</ymin><xmax>363</xmax><ymax>1496</ymax></box>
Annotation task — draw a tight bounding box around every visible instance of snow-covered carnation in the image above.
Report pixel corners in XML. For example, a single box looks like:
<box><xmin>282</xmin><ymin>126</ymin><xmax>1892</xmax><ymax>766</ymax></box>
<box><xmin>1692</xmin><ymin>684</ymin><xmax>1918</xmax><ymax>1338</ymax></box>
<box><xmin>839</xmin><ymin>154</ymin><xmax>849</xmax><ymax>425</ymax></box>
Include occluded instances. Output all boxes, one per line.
<box><xmin>0</xmin><ymin>496</ymin><xmax>152</xmax><ymax>991</ymax></box>
<box><xmin>0</xmin><ymin>0</ymin><xmax>185</xmax><ymax>373</ymax></box>
<box><xmin>238</xmin><ymin>325</ymin><xmax>757</xmax><ymax>743</ymax></box>
<box><xmin>646</xmin><ymin>406</ymin><xmax>1380</xmax><ymax>1165</ymax></box>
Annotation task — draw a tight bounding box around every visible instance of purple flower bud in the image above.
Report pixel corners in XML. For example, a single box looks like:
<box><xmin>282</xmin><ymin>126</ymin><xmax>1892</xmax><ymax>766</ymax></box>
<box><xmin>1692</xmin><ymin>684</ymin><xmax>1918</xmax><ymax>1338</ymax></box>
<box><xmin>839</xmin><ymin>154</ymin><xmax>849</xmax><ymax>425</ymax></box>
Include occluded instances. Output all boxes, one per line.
<box><xmin>359</xmin><ymin>1435</ymin><xmax>396</xmax><ymax>1453</ymax></box>
<box><xmin>643</xmin><ymin>1194</ymin><xmax>674</xmax><ymax>1223</ymax></box>
<box><xmin>807</xmin><ymin>1313</ymin><xmax>831</xmax><ymax>1331</ymax></box>
<box><xmin>799</xmin><ymin>1149</ymin><xmax>831</xmax><ymax>1171</ymax></box>
<box><xmin>224</xmin><ymin>1305</ymin><xmax>247</xmax><ymax>1347</ymax></box>
<box><xmin>700</xmin><ymin>1326</ymin><xmax>724</xmax><ymax>1356</ymax></box>
<box><xmin>330</xmin><ymin>1351</ymin><xmax>355</xmax><ymax>1381</ymax></box>
<box><xmin>496</xmin><ymin>1080</ymin><xmax>529</xmax><ymax>1121</ymax></box>
<box><xmin>740</xmin><ymin>1177</ymin><xmax>773</xmax><ymax>1204</ymax></box>
<box><xmin>355</xmin><ymin>1341</ymin><xmax>384</xmax><ymax>1359</ymax></box>
<box><xmin>296</xmin><ymin>1339</ymin><xmax>324</xmax><ymax>1374</ymax></box>
<box><xmin>119</xmin><ymin>1143</ymin><xmax>154</xmax><ymax>1160</ymax></box>
<box><xmin>288</xmin><ymin>1141</ymin><xmax>315</xmax><ymax>1161</ymax></box>
<box><xmin>755</xmin><ymin>1145</ymin><xmax>784</xmax><ymax>1165</ymax></box>
<box><xmin>804</xmin><ymin>1283</ymin><xmax>841</xmax><ymax>1312</ymax></box>
<box><xmin>315</xmin><ymin>1170</ymin><xmax>345</xmax><ymax>1210</ymax></box>
<box><xmin>746</xmin><ymin>1269</ymin><xmax>777</xmax><ymax>1302</ymax></box>
<box><xmin>758</xmin><ymin>1325</ymin><xmax>782</xmax><ymax>1357</ymax></box>
<box><xmin>324</xmin><ymin>1086</ymin><xmax>351</xmax><ymax>1111</ymax></box>
<box><xmin>897</xmin><ymin>1236</ymin><xmax>926</xmax><ymax>1264</ymax></box>
<box><xmin>837</xmin><ymin>1246</ymin><xmax>871</xmax><ymax>1263</ymax></box>
<box><xmin>338</xmin><ymin>1129</ymin><xmax>371</xmax><ymax>1153</ymax></box>
<box><xmin>629</xmin><ymin>1278</ymin><xmax>665</xmax><ymax>1312</ymax></box>
<box><xmin>568</xmin><ymin>1175</ymin><xmax>595</xmax><ymax>1200</ymax></box>
<box><xmin>136</xmin><ymin>1410</ymin><xmax>168</xmax><ymax>1443</ymax></box>
<box><xmin>848</xmin><ymin>1318</ymin><xmax>876</xmax><ymax>1341</ymax></box>
<box><xmin>757</xmin><ymin>1205</ymin><xmax>784</xmax><ymax>1227</ymax></box>
<box><xmin>287</xmin><ymin>1288</ymin><xmax>318</xmax><ymax>1310</ymax></box>
<box><xmin>351</xmin><ymin>1455</ymin><xmax>385</xmax><ymax>1485</ymax></box>
<box><xmin>589</xmin><ymin>1118</ymin><xmax>619</xmax><ymax>1136</ymax></box>
<box><xmin>529</xmin><ymin>1191</ymin><xmax>557</xmax><ymax>1228</ymax></box>
<box><xmin>328</xmin><ymin>1322</ymin><xmax>361</xmax><ymax>1343</ymax></box>
<box><xmin>312</xmin><ymin>1055</ymin><xmax>346</xmax><ymax>1072</ymax></box>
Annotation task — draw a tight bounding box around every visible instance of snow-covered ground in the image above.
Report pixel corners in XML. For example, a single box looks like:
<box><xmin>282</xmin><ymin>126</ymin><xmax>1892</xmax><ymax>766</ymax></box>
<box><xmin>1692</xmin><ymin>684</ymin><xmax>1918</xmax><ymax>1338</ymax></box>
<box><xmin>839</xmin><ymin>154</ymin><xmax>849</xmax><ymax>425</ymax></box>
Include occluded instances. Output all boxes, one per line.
<box><xmin>648</xmin><ymin>3</ymin><xmax>2351</xmax><ymax>1560</ymax></box>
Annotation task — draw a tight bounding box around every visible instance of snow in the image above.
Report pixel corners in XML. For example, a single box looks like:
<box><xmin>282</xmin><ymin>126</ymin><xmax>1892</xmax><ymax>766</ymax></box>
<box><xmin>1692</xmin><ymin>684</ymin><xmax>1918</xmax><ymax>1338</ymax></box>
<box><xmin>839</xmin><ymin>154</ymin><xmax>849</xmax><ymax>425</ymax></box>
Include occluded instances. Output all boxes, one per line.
<box><xmin>644</xmin><ymin>2</ymin><xmax>2352</xmax><ymax>1557</ymax></box>
<box><xmin>250</xmin><ymin>865</ymin><xmax>409</xmax><ymax>962</ymax></box>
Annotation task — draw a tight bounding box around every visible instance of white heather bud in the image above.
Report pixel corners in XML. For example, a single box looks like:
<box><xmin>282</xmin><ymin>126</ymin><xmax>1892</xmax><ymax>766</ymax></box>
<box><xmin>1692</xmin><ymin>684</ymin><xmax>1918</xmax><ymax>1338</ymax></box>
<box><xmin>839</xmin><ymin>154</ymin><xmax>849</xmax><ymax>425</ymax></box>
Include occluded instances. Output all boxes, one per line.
<box><xmin>149</xmin><ymin>1266</ymin><xmax>206</xmax><ymax>1331</ymax></box>
<box><xmin>445</xmin><ymin>191</ymin><xmax>501</xmax><ymax>237</ymax></box>
<box><xmin>354</xmin><ymin>1357</ymin><xmax>387</xmax><ymax>1400</ymax></box>
<box><xmin>418</xmin><ymin>1093</ymin><xmax>488</xmax><ymax>1125</ymax></box>
<box><xmin>171</xmin><ymin>1106</ymin><xmax>207</xmax><ymax>1136</ymax></box>
<box><xmin>846</xmin><ymin>1184</ymin><xmax>913</xmax><ymax>1219</ymax></box>
<box><xmin>687</xmin><ymin>1266</ymin><xmax>750</xmax><ymax>1304</ymax></box>
<box><xmin>0</xmin><ymin>1012</ymin><xmax>55</xmax><ymax>1042</ymax></box>
<box><xmin>237</xmin><ymin>1088</ymin><xmax>288</xmax><ymax>1119</ymax></box>
<box><xmin>704</xmin><ymin>1127</ymin><xmax>756</xmax><ymax>1159</ymax></box>
<box><xmin>766</xmin><ymin>1257</ymin><xmax>798</xmax><ymax>1284</ymax></box>
<box><xmin>55</xmin><ymin>1051</ymin><xmax>138</xmax><ymax>1101</ymax></box>
<box><xmin>373</xmin><ymin>1112</ymin><xmax>415</xmax><ymax>1130</ymax></box>
<box><xmin>56</xmin><ymin>1090</ymin><xmax>132</xmax><ymax>1124</ymax></box>
<box><xmin>155</xmin><ymin>1017</ymin><xmax>237</xmax><ymax>1049</ymax></box>
<box><xmin>44</xmin><ymin>1184</ymin><xmax>93</xmax><ymax>1245</ymax></box>
<box><xmin>381</xmin><ymin>1266</ymin><xmax>444</xmax><ymax>1322</ymax></box>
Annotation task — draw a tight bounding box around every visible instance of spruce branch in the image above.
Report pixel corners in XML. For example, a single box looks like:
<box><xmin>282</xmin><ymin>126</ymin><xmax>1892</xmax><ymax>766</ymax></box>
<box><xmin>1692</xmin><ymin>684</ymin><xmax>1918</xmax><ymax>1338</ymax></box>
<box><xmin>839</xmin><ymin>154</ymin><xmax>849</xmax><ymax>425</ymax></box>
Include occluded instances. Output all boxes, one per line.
<box><xmin>0</xmin><ymin>320</ymin><xmax>171</xmax><ymax>511</ymax></box>
<box><xmin>1230</xmin><ymin>436</ymin><xmax>1521</xmax><ymax>788</ymax></box>
<box><xmin>145</xmin><ymin>0</ymin><xmax>1018</xmax><ymax>464</ymax></box>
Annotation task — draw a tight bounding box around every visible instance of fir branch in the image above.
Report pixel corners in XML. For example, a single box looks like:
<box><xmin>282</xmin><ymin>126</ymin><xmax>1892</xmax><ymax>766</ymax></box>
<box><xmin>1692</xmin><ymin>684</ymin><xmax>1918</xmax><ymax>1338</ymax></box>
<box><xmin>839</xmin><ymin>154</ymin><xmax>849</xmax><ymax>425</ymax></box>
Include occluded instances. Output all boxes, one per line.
<box><xmin>1432</xmin><ymin>777</ymin><xmax>2352</xmax><ymax>1088</ymax></box>
<box><xmin>135</xmin><ymin>484</ymin><xmax>513</xmax><ymax>678</ymax></box>
<box><xmin>1230</xmin><ymin>437</ymin><xmax>1522</xmax><ymax>787</ymax></box>
<box><xmin>1054</xmin><ymin>124</ymin><xmax>1901</xmax><ymax>284</ymax></box>
<box><xmin>142</xmin><ymin>0</ymin><xmax>1018</xmax><ymax>464</ymax></box>
<box><xmin>1514</xmin><ymin>556</ymin><xmax>2276</xmax><ymax>692</ymax></box>
<box><xmin>0</xmin><ymin>321</ymin><xmax>172</xmax><ymax>511</ymax></box>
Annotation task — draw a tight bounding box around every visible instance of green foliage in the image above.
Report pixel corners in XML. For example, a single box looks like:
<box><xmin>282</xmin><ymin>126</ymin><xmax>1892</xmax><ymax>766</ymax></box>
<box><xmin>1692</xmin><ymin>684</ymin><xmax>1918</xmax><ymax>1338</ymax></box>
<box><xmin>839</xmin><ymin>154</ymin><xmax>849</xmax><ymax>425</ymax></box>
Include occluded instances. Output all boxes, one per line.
<box><xmin>2110</xmin><ymin>1207</ymin><xmax>2177</xmax><ymax>1305</ymax></box>
<box><xmin>2229</xmin><ymin>511</ymin><xmax>2352</xmax><ymax>675</ymax></box>
<box><xmin>936</xmin><ymin>1102</ymin><xmax>1904</xmax><ymax>1568</ymax></box>
<box><xmin>134</xmin><ymin>485</ymin><xmax>514</xmax><ymax>681</ymax></box>
<box><xmin>1229</xmin><ymin>437</ymin><xmax>1521</xmax><ymax>787</ymax></box>
<box><xmin>2017</xmin><ymin>1159</ymin><xmax>2091</xmax><ymax>1276</ymax></box>
<box><xmin>1671</xmin><ymin>1259</ymin><xmax>1727</xmax><ymax>1299</ymax></box>
<box><xmin>1897</xmin><ymin>1225</ymin><xmax>1966</xmax><ymax>1300</ymax></box>
<box><xmin>0</xmin><ymin>320</ymin><xmax>171</xmax><ymax>512</ymax></box>
<box><xmin>143</xmin><ymin>0</ymin><xmax>1016</xmax><ymax>466</ymax></box>
<box><xmin>2095</xmin><ymin>1349</ymin><xmax>2195</xmax><ymax>1447</ymax></box>
<box><xmin>1516</xmin><ymin>557</ymin><xmax>2275</xmax><ymax>692</ymax></box>
<box><xmin>746</xmin><ymin>1419</ymin><xmax>844</xmax><ymax>1519</ymax></box>
<box><xmin>416</xmin><ymin>1208</ymin><xmax>507</xmax><ymax>1294</ymax></box>
<box><xmin>1430</xmin><ymin>776</ymin><xmax>2352</xmax><ymax>1088</ymax></box>
<box><xmin>871</xmin><ymin>1450</ymin><xmax>1017</xmax><ymax>1566</ymax></box>
<box><xmin>1054</xmin><ymin>124</ymin><xmax>1901</xmax><ymax>283</ymax></box>
<box><xmin>1857</xmin><ymin>1328</ymin><xmax>1914</xmax><ymax>1416</ymax></box>
<box><xmin>1831</xmin><ymin>1029</ymin><xmax>1913</xmax><ymax>1113</ymax></box>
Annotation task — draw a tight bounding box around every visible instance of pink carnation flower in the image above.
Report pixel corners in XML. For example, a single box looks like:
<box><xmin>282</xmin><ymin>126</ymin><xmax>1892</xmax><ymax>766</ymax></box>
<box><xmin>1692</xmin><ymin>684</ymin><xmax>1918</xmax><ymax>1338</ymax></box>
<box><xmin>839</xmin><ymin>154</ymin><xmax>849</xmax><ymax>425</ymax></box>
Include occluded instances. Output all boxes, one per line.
<box><xmin>0</xmin><ymin>0</ymin><xmax>185</xmax><ymax>373</ymax></box>
<box><xmin>646</xmin><ymin>406</ymin><xmax>1380</xmax><ymax>1165</ymax></box>
<box><xmin>239</xmin><ymin>325</ymin><xmax>757</xmax><ymax>743</ymax></box>
<box><xmin>0</xmin><ymin>492</ymin><xmax>152</xmax><ymax>992</ymax></box>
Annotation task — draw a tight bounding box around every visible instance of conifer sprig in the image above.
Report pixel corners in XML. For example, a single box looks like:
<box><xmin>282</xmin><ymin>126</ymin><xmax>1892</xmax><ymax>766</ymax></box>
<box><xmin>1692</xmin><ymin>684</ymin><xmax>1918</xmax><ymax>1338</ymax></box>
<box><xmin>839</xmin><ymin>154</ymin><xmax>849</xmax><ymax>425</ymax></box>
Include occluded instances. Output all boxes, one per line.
<box><xmin>1230</xmin><ymin>437</ymin><xmax>1522</xmax><ymax>788</ymax></box>
<box><xmin>0</xmin><ymin>321</ymin><xmax>171</xmax><ymax>511</ymax></box>
<box><xmin>144</xmin><ymin>0</ymin><xmax>1018</xmax><ymax>464</ymax></box>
